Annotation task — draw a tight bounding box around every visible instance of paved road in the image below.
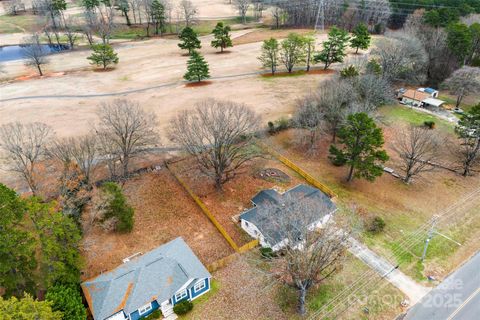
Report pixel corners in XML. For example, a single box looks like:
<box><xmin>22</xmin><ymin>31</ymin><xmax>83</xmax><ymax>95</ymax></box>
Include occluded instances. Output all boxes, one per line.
<box><xmin>348</xmin><ymin>238</ymin><xmax>431</xmax><ymax>304</ymax></box>
<box><xmin>405</xmin><ymin>251</ymin><xmax>480</xmax><ymax>320</ymax></box>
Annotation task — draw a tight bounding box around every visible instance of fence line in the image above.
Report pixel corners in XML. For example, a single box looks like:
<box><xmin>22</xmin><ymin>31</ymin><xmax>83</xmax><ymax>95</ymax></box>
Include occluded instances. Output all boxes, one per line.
<box><xmin>165</xmin><ymin>162</ymin><xmax>240</xmax><ymax>252</ymax></box>
<box><xmin>207</xmin><ymin>239</ymin><xmax>259</xmax><ymax>272</ymax></box>
<box><xmin>256</xmin><ymin>141</ymin><xmax>337</xmax><ymax>198</ymax></box>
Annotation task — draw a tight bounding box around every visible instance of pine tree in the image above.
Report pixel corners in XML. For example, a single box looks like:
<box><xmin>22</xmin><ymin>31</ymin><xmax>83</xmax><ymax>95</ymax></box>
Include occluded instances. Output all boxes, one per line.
<box><xmin>258</xmin><ymin>38</ymin><xmax>279</xmax><ymax>75</ymax></box>
<box><xmin>184</xmin><ymin>51</ymin><xmax>210</xmax><ymax>82</ymax></box>
<box><xmin>350</xmin><ymin>23</ymin><xmax>371</xmax><ymax>53</ymax></box>
<box><xmin>178</xmin><ymin>26</ymin><xmax>201</xmax><ymax>54</ymax></box>
<box><xmin>0</xmin><ymin>294</ymin><xmax>63</xmax><ymax>320</ymax></box>
<box><xmin>0</xmin><ymin>184</ymin><xmax>36</xmax><ymax>297</ymax></box>
<box><xmin>87</xmin><ymin>44</ymin><xmax>119</xmax><ymax>70</ymax></box>
<box><xmin>329</xmin><ymin>113</ymin><xmax>389</xmax><ymax>182</ymax></box>
<box><xmin>315</xmin><ymin>27</ymin><xmax>350</xmax><ymax>70</ymax></box>
<box><xmin>101</xmin><ymin>182</ymin><xmax>134</xmax><ymax>233</ymax></box>
<box><xmin>45</xmin><ymin>285</ymin><xmax>86</xmax><ymax>320</ymax></box>
<box><xmin>151</xmin><ymin>0</ymin><xmax>166</xmax><ymax>36</ymax></box>
<box><xmin>211</xmin><ymin>22</ymin><xmax>233</xmax><ymax>53</ymax></box>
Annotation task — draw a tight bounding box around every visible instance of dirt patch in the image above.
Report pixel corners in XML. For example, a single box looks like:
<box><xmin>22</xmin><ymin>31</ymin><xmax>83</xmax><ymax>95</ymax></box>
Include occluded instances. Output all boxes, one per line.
<box><xmin>185</xmin><ymin>254</ymin><xmax>288</xmax><ymax>320</ymax></box>
<box><xmin>261</xmin><ymin>69</ymin><xmax>336</xmax><ymax>78</ymax></box>
<box><xmin>214</xmin><ymin>50</ymin><xmax>232</xmax><ymax>54</ymax></box>
<box><xmin>255</xmin><ymin>168</ymin><xmax>291</xmax><ymax>183</ymax></box>
<box><xmin>184</xmin><ymin>80</ymin><xmax>213</xmax><ymax>88</ymax></box>
<box><xmin>80</xmin><ymin>169</ymin><xmax>234</xmax><ymax>280</ymax></box>
<box><xmin>233</xmin><ymin>28</ymin><xmax>319</xmax><ymax>46</ymax></box>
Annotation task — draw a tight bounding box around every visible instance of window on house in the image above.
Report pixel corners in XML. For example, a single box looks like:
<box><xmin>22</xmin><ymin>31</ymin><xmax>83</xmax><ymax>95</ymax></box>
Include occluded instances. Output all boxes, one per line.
<box><xmin>175</xmin><ymin>290</ymin><xmax>188</xmax><ymax>301</ymax></box>
<box><xmin>194</xmin><ymin>280</ymin><xmax>206</xmax><ymax>292</ymax></box>
<box><xmin>138</xmin><ymin>303</ymin><xmax>152</xmax><ymax>315</ymax></box>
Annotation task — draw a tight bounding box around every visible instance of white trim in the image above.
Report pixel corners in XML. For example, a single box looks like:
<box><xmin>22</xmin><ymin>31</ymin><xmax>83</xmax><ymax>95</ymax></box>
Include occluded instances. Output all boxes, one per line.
<box><xmin>175</xmin><ymin>289</ymin><xmax>188</xmax><ymax>301</ymax></box>
<box><xmin>194</xmin><ymin>279</ymin><xmax>206</xmax><ymax>292</ymax></box>
<box><xmin>138</xmin><ymin>302</ymin><xmax>152</xmax><ymax>315</ymax></box>
<box><xmin>191</xmin><ymin>278</ymin><xmax>211</xmax><ymax>300</ymax></box>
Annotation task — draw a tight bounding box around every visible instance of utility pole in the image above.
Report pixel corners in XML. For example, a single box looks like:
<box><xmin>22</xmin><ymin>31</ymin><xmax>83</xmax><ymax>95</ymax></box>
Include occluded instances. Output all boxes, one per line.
<box><xmin>314</xmin><ymin>0</ymin><xmax>325</xmax><ymax>31</ymax></box>
<box><xmin>421</xmin><ymin>215</ymin><xmax>438</xmax><ymax>262</ymax></box>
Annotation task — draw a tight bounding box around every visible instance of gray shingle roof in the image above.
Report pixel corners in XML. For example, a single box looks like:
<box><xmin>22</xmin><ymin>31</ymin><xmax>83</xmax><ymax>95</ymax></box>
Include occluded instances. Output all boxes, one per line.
<box><xmin>82</xmin><ymin>237</ymin><xmax>211</xmax><ymax>320</ymax></box>
<box><xmin>240</xmin><ymin>185</ymin><xmax>337</xmax><ymax>246</ymax></box>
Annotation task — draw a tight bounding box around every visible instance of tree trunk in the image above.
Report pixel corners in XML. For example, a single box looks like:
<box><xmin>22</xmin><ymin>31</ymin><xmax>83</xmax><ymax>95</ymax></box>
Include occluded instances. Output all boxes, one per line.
<box><xmin>347</xmin><ymin>164</ymin><xmax>355</xmax><ymax>182</ymax></box>
<box><xmin>37</xmin><ymin>64</ymin><xmax>43</xmax><ymax>76</ymax></box>
<box><xmin>356</xmin><ymin>46</ymin><xmax>359</xmax><ymax>54</ymax></box>
<box><xmin>124</xmin><ymin>10</ymin><xmax>131</xmax><ymax>26</ymax></box>
<box><xmin>298</xmin><ymin>287</ymin><xmax>307</xmax><ymax>315</ymax></box>
<box><xmin>455</xmin><ymin>90</ymin><xmax>464</xmax><ymax>109</ymax></box>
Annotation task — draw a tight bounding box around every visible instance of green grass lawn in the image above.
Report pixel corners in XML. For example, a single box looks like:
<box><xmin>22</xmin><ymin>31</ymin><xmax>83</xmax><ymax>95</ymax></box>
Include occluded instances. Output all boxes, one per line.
<box><xmin>275</xmin><ymin>254</ymin><xmax>404</xmax><ymax>319</ymax></box>
<box><xmin>378</xmin><ymin>104</ymin><xmax>455</xmax><ymax>134</ymax></box>
<box><xmin>0</xmin><ymin>14</ymin><xmax>45</xmax><ymax>33</ymax></box>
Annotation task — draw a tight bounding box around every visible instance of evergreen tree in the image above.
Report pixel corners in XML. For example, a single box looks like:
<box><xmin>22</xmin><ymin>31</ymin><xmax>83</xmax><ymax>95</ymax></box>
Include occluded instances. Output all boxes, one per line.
<box><xmin>151</xmin><ymin>0</ymin><xmax>166</xmax><ymax>35</ymax></box>
<box><xmin>0</xmin><ymin>294</ymin><xmax>63</xmax><ymax>320</ymax></box>
<box><xmin>258</xmin><ymin>38</ymin><xmax>279</xmax><ymax>75</ymax></box>
<box><xmin>0</xmin><ymin>184</ymin><xmax>36</xmax><ymax>297</ymax></box>
<box><xmin>350</xmin><ymin>23</ymin><xmax>371</xmax><ymax>53</ymax></box>
<box><xmin>115</xmin><ymin>0</ymin><xmax>131</xmax><ymax>26</ymax></box>
<box><xmin>184</xmin><ymin>51</ymin><xmax>210</xmax><ymax>82</ymax></box>
<box><xmin>178</xmin><ymin>26</ymin><xmax>201</xmax><ymax>54</ymax></box>
<box><xmin>46</xmin><ymin>285</ymin><xmax>86</xmax><ymax>320</ymax></box>
<box><xmin>447</xmin><ymin>23</ymin><xmax>473</xmax><ymax>65</ymax></box>
<box><xmin>101</xmin><ymin>182</ymin><xmax>134</xmax><ymax>232</ymax></box>
<box><xmin>211</xmin><ymin>22</ymin><xmax>233</xmax><ymax>53</ymax></box>
<box><xmin>315</xmin><ymin>27</ymin><xmax>350</xmax><ymax>70</ymax></box>
<box><xmin>455</xmin><ymin>103</ymin><xmax>480</xmax><ymax>176</ymax></box>
<box><xmin>27</xmin><ymin>198</ymin><xmax>82</xmax><ymax>288</ymax></box>
<box><xmin>340</xmin><ymin>65</ymin><xmax>359</xmax><ymax>78</ymax></box>
<box><xmin>87</xmin><ymin>43</ymin><xmax>119</xmax><ymax>70</ymax></box>
<box><xmin>329</xmin><ymin>113</ymin><xmax>389</xmax><ymax>182</ymax></box>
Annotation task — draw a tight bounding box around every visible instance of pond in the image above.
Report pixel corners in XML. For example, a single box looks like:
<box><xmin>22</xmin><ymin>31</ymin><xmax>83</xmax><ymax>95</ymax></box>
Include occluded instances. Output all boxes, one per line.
<box><xmin>0</xmin><ymin>44</ymin><xmax>70</xmax><ymax>62</ymax></box>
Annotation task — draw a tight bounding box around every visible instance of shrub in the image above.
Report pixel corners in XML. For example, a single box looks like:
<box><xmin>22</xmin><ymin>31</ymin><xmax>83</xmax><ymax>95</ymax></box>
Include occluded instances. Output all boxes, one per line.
<box><xmin>173</xmin><ymin>300</ymin><xmax>193</xmax><ymax>315</ymax></box>
<box><xmin>267</xmin><ymin>121</ymin><xmax>275</xmax><ymax>134</ymax></box>
<box><xmin>368</xmin><ymin>216</ymin><xmax>386</xmax><ymax>234</ymax></box>
<box><xmin>275</xmin><ymin>117</ymin><xmax>290</xmax><ymax>132</ymax></box>
<box><xmin>260</xmin><ymin>247</ymin><xmax>276</xmax><ymax>258</ymax></box>
<box><xmin>148</xmin><ymin>310</ymin><xmax>162</xmax><ymax>319</ymax></box>
<box><xmin>340</xmin><ymin>65</ymin><xmax>359</xmax><ymax>78</ymax></box>
<box><xmin>100</xmin><ymin>182</ymin><xmax>134</xmax><ymax>233</ymax></box>
<box><xmin>424</xmin><ymin>120</ymin><xmax>436</xmax><ymax>129</ymax></box>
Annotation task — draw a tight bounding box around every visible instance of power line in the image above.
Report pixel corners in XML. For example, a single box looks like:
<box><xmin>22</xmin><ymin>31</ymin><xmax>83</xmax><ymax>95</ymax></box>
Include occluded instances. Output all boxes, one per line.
<box><xmin>307</xmin><ymin>188</ymin><xmax>480</xmax><ymax>319</ymax></box>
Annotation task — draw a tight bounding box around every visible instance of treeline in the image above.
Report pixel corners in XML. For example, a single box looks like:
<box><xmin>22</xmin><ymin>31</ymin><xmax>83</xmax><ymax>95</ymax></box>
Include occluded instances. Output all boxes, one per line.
<box><xmin>389</xmin><ymin>0</ymin><xmax>480</xmax><ymax>28</ymax></box>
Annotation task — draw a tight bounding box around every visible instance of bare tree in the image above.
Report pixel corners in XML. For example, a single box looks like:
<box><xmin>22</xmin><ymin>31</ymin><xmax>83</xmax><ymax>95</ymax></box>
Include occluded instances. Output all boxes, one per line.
<box><xmin>4</xmin><ymin>0</ymin><xmax>25</xmax><ymax>15</ymax></box>
<box><xmin>294</xmin><ymin>95</ymin><xmax>324</xmax><ymax>153</ymax></box>
<box><xmin>169</xmin><ymin>98</ymin><xmax>260</xmax><ymax>190</ymax></box>
<box><xmin>62</xmin><ymin>16</ymin><xmax>79</xmax><ymax>49</ymax></box>
<box><xmin>350</xmin><ymin>74</ymin><xmax>394</xmax><ymax>113</ymax></box>
<box><xmin>234</xmin><ymin>0</ymin><xmax>250</xmax><ymax>24</ymax></box>
<box><xmin>441</xmin><ymin>66</ymin><xmax>480</xmax><ymax>110</ymax></box>
<box><xmin>178</xmin><ymin>0</ymin><xmax>197</xmax><ymax>27</ymax></box>
<box><xmin>21</xmin><ymin>33</ymin><xmax>49</xmax><ymax>76</ymax></box>
<box><xmin>393</xmin><ymin>126</ymin><xmax>441</xmax><ymax>184</ymax></box>
<box><xmin>49</xmin><ymin>134</ymin><xmax>98</xmax><ymax>184</ymax></box>
<box><xmin>97</xmin><ymin>99</ymin><xmax>159</xmax><ymax>178</ymax></box>
<box><xmin>0</xmin><ymin>122</ymin><xmax>53</xmax><ymax>195</ymax></box>
<box><xmin>255</xmin><ymin>193</ymin><xmax>349</xmax><ymax>315</ymax></box>
<box><xmin>372</xmin><ymin>32</ymin><xmax>428</xmax><ymax>84</ymax></box>
<box><xmin>404</xmin><ymin>9</ymin><xmax>457</xmax><ymax>85</ymax></box>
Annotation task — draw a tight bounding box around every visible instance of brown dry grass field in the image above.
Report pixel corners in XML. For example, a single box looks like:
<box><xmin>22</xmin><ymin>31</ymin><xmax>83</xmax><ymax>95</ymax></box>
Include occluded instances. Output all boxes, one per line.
<box><xmin>81</xmin><ymin>168</ymin><xmax>234</xmax><ymax>280</ymax></box>
<box><xmin>264</xmin><ymin>105</ymin><xmax>480</xmax><ymax>282</ymax></box>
